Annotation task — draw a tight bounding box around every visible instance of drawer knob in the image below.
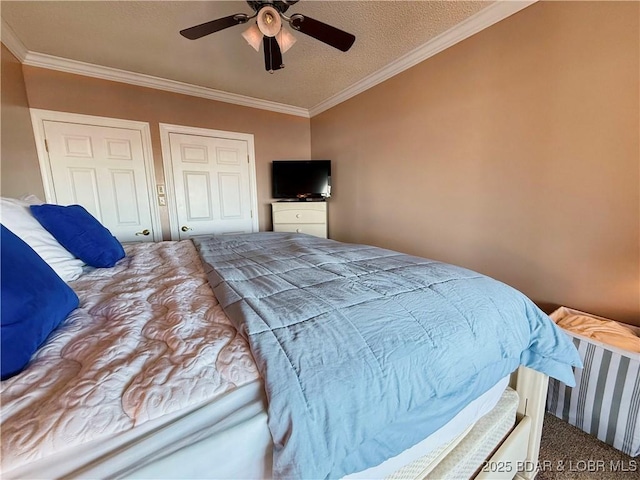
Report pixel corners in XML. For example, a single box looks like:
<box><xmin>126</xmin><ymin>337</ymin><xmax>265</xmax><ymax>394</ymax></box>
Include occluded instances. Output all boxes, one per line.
<box><xmin>296</xmin><ymin>213</ymin><xmax>302</xmax><ymax>218</ymax></box>
<box><xmin>296</xmin><ymin>228</ymin><xmax>301</xmax><ymax>233</ymax></box>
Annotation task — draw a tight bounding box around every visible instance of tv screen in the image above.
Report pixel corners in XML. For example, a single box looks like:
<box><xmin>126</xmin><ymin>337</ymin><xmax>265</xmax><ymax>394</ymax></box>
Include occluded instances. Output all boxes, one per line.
<box><xmin>272</xmin><ymin>160</ymin><xmax>331</xmax><ymax>199</ymax></box>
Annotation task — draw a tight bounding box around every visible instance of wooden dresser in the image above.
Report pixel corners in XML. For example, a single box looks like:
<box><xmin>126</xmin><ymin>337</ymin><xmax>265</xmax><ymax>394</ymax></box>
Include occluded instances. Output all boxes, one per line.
<box><xmin>271</xmin><ymin>202</ymin><xmax>328</xmax><ymax>238</ymax></box>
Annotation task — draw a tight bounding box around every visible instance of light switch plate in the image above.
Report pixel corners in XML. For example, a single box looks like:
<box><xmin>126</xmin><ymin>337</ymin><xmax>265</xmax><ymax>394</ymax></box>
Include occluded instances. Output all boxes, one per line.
<box><xmin>157</xmin><ymin>185</ymin><xmax>165</xmax><ymax>195</ymax></box>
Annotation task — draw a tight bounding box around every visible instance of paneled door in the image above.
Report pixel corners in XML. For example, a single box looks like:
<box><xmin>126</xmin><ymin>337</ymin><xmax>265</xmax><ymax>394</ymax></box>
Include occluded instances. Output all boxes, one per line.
<box><xmin>165</xmin><ymin>132</ymin><xmax>255</xmax><ymax>239</ymax></box>
<box><xmin>41</xmin><ymin>119</ymin><xmax>158</xmax><ymax>242</ymax></box>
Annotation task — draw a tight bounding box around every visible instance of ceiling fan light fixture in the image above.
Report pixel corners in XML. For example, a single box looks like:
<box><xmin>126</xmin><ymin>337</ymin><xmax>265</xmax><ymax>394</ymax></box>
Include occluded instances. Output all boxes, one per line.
<box><xmin>257</xmin><ymin>6</ymin><xmax>282</xmax><ymax>37</ymax></box>
<box><xmin>276</xmin><ymin>27</ymin><xmax>296</xmax><ymax>54</ymax></box>
<box><xmin>241</xmin><ymin>24</ymin><xmax>262</xmax><ymax>51</ymax></box>
<box><xmin>180</xmin><ymin>1</ymin><xmax>357</xmax><ymax>71</ymax></box>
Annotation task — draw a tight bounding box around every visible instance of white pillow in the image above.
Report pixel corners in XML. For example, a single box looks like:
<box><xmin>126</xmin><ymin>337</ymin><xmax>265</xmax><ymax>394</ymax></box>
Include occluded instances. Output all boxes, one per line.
<box><xmin>19</xmin><ymin>194</ymin><xmax>44</xmax><ymax>205</ymax></box>
<box><xmin>0</xmin><ymin>197</ymin><xmax>85</xmax><ymax>282</ymax></box>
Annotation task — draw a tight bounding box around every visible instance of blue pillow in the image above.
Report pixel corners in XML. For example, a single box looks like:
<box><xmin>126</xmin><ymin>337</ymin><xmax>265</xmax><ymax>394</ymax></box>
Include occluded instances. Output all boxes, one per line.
<box><xmin>1</xmin><ymin>225</ymin><xmax>79</xmax><ymax>380</ymax></box>
<box><xmin>30</xmin><ymin>204</ymin><xmax>125</xmax><ymax>268</ymax></box>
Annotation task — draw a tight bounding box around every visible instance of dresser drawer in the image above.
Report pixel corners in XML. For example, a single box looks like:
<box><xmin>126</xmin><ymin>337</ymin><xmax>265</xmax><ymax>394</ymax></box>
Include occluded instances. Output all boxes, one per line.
<box><xmin>273</xmin><ymin>223</ymin><xmax>327</xmax><ymax>238</ymax></box>
<box><xmin>272</xmin><ymin>204</ymin><xmax>326</xmax><ymax>224</ymax></box>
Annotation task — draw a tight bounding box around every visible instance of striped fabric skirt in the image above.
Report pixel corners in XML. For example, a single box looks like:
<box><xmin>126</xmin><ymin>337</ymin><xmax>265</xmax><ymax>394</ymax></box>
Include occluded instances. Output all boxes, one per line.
<box><xmin>546</xmin><ymin>327</ymin><xmax>640</xmax><ymax>457</ymax></box>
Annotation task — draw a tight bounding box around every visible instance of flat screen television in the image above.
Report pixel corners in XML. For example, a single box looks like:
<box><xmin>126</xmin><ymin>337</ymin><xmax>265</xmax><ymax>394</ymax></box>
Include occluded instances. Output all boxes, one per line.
<box><xmin>272</xmin><ymin>160</ymin><xmax>331</xmax><ymax>199</ymax></box>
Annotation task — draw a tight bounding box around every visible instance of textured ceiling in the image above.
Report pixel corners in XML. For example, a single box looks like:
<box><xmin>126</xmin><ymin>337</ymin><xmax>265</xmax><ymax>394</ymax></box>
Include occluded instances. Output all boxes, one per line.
<box><xmin>2</xmin><ymin>1</ymin><xmax>491</xmax><ymax>109</ymax></box>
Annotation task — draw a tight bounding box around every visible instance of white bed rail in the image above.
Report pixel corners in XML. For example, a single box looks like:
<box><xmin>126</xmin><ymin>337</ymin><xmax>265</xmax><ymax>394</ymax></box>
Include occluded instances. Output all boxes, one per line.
<box><xmin>475</xmin><ymin>366</ymin><xmax>549</xmax><ymax>480</ymax></box>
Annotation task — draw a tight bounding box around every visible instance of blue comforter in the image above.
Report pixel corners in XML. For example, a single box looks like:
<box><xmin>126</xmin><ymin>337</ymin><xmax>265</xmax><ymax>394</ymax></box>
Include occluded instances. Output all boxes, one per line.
<box><xmin>193</xmin><ymin>232</ymin><xmax>581</xmax><ymax>479</ymax></box>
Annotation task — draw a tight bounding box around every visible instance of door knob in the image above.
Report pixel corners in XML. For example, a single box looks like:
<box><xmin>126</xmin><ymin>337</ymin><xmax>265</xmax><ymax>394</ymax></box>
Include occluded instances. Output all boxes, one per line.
<box><xmin>181</xmin><ymin>226</ymin><xmax>192</xmax><ymax>232</ymax></box>
<box><xmin>135</xmin><ymin>229</ymin><xmax>150</xmax><ymax>236</ymax></box>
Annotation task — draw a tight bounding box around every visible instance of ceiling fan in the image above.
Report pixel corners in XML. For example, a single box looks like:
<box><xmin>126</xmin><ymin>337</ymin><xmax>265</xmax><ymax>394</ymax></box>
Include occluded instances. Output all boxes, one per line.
<box><xmin>180</xmin><ymin>0</ymin><xmax>356</xmax><ymax>73</ymax></box>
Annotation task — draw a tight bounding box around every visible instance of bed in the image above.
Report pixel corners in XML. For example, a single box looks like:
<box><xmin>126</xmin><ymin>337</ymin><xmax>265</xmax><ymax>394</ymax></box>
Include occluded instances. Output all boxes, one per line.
<box><xmin>1</xmin><ymin>218</ymin><xmax>581</xmax><ymax>479</ymax></box>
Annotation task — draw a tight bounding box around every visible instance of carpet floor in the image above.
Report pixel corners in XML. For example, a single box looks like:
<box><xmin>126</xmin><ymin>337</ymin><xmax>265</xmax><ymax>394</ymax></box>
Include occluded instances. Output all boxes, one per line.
<box><xmin>537</xmin><ymin>413</ymin><xmax>639</xmax><ymax>479</ymax></box>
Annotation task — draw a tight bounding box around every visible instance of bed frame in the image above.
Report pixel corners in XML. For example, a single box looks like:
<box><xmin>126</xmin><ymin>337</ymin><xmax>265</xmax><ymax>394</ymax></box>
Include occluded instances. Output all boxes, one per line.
<box><xmin>2</xmin><ymin>368</ymin><xmax>548</xmax><ymax>480</ymax></box>
<box><xmin>116</xmin><ymin>365</ymin><xmax>548</xmax><ymax>480</ymax></box>
<box><xmin>125</xmin><ymin>366</ymin><xmax>549</xmax><ymax>480</ymax></box>
<box><xmin>474</xmin><ymin>366</ymin><xmax>549</xmax><ymax>480</ymax></box>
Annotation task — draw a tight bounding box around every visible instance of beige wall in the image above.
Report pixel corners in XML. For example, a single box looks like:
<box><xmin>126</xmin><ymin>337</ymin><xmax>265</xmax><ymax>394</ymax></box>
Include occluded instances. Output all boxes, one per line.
<box><xmin>311</xmin><ymin>2</ymin><xmax>640</xmax><ymax>324</ymax></box>
<box><xmin>19</xmin><ymin>66</ymin><xmax>311</xmax><ymax>235</ymax></box>
<box><xmin>1</xmin><ymin>45</ymin><xmax>44</xmax><ymax>199</ymax></box>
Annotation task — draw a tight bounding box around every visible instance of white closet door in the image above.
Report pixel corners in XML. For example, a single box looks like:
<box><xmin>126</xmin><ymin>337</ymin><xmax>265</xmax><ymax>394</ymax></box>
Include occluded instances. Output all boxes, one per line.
<box><xmin>167</xmin><ymin>132</ymin><xmax>254</xmax><ymax>239</ymax></box>
<box><xmin>43</xmin><ymin>120</ymin><xmax>156</xmax><ymax>242</ymax></box>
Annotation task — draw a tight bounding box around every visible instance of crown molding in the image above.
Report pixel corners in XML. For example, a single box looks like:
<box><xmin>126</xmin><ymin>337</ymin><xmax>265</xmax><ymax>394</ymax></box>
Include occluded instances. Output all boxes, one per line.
<box><xmin>21</xmin><ymin>51</ymin><xmax>310</xmax><ymax>118</ymax></box>
<box><xmin>308</xmin><ymin>0</ymin><xmax>538</xmax><ymax>117</ymax></box>
<box><xmin>1</xmin><ymin>19</ymin><xmax>28</xmax><ymax>61</ymax></box>
<box><xmin>4</xmin><ymin>1</ymin><xmax>536</xmax><ymax>120</ymax></box>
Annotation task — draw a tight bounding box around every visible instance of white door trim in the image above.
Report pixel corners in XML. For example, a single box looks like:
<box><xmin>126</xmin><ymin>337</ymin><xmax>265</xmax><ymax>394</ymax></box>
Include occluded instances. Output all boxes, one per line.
<box><xmin>29</xmin><ymin>108</ymin><xmax>163</xmax><ymax>242</ymax></box>
<box><xmin>159</xmin><ymin>123</ymin><xmax>259</xmax><ymax>240</ymax></box>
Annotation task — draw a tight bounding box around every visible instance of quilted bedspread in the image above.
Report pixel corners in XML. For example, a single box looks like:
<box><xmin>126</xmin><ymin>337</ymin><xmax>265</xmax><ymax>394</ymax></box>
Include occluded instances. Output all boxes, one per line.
<box><xmin>193</xmin><ymin>232</ymin><xmax>582</xmax><ymax>480</ymax></box>
<box><xmin>0</xmin><ymin>241</ymin><xmax>258</xmax><ymax>474</ymax></box>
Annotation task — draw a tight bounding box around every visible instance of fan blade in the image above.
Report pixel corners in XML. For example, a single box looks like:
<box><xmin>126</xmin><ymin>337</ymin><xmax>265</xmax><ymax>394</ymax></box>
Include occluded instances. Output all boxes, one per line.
<box><xmin>180</xmin><ymin>14</ymin><xmax>248</xmax><ymax>40</ymax></box>
<box><xmin>263</xmin><ymin>36</ymin><xmax>284</xmax><ymax>72</ymax></box>
<box><xmin>290</xmin><ymin>15</ymin><xmax>355</xmax><ymax>52</ymax></box>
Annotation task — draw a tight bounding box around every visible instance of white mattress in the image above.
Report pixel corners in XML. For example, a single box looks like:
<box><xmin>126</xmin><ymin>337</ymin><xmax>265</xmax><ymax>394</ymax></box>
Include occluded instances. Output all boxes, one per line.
<box><xmin>346</xmin><ymin>375</ymin><xmax>510</xmax><ymax>479</ymax></box>
<box><xmin>409</xmin><ymin>386</ymin><xmax>519</xmax><ymax>479</ymax></box>
<box><xmin>1</xmin><ymin>241</ymin><xmax>259</xmax><ymax>478</ymax></box>
<box><xmin>1</xmin><ymin>240</ymin><xmax>510</xmax><ymax>479</ymax></box>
